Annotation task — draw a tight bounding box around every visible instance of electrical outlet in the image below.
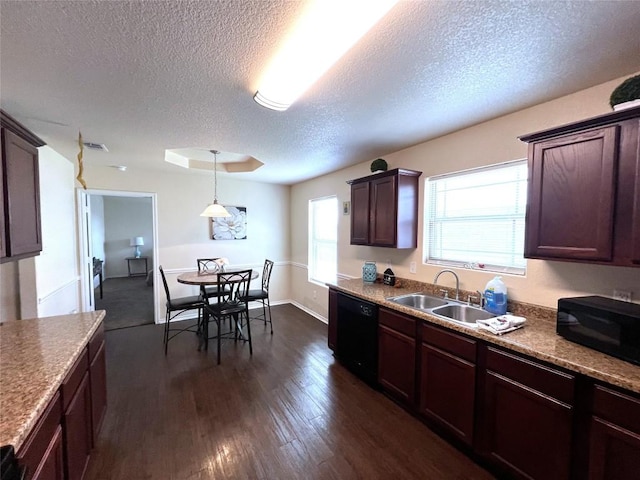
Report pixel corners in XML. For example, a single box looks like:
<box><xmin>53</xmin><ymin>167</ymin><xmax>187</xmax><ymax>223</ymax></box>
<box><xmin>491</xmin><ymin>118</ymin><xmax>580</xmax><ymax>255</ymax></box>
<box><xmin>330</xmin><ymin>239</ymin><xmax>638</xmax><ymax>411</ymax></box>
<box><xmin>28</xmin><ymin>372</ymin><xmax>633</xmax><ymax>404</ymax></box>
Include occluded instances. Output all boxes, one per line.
<box><xmin>409</xmin><ymin>262</ymin><xmax>416</xmax><ymax>274</ymax></box>
<box><xmin>613</xmin><ymin>289</ymin><xmax>632</xmax><ymax>302</ymax></box>
<box><xmin>386</xmin><ymin>259</ymin><xmax>392</xmax><ymax>269</ymax></box>
<box><xmin>313</xmin><ymin>290</ymin><xmax>317</xmax><ymax>300</ymax></box>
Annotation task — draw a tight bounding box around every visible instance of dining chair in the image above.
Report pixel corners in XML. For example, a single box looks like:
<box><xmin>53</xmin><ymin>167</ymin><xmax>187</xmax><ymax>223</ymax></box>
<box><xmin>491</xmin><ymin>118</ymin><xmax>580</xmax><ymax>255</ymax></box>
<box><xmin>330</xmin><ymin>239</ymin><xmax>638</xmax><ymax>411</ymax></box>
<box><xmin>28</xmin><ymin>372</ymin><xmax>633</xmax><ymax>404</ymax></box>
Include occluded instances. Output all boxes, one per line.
<box><xmin>201</xmin><ymin>269</ymin><xmax>253</xmax><ymax>365</ymax></box>
<box><xmin>240</xmin><ymin>259</ymin><xmax>274</xmax><ymax>334</ymax></box>
<box><xmin>159</xmin><ymin>266</ymin><xmax>206</xmax><ymax>355</ymax></box>
<box><xmin>196</xmin><ymin>258</ymin><xmax>231</xmax><ymax>301</ymax></box>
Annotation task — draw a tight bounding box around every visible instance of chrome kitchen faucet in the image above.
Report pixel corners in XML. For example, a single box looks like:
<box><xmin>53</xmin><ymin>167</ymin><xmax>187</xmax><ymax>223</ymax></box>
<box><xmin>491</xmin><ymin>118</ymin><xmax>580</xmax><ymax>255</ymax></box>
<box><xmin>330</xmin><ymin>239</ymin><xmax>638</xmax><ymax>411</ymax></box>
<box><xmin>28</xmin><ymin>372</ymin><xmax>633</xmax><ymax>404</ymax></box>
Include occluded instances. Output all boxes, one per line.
<box><xmin>433</xmin><ymin>269</ymin><xmax>460</xmax><ymax>301</ymax></box>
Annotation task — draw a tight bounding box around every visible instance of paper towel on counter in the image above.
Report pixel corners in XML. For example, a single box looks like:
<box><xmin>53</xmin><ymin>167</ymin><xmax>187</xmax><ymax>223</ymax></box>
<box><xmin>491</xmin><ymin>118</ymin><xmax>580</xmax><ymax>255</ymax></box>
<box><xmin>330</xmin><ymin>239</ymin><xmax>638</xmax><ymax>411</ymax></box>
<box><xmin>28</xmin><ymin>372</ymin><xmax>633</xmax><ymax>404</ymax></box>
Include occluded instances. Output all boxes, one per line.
<box><xmin>476</xmin><ymin>314</ymin><xmax>526</xmax><ymax>335</ymax></box>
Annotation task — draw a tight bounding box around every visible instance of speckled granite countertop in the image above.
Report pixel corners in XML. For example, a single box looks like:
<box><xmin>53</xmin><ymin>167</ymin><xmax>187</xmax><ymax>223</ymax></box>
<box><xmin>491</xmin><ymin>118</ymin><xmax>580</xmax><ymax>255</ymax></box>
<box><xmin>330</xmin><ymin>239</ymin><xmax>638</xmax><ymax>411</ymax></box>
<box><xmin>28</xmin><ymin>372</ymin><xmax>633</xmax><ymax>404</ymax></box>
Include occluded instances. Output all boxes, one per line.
<box><xmin>0</xmin><ymin>310</ymin><xmax>106</xmax><ymax>451</ymax></box>
<box><xmin>329</xmin><ymin>278</ymin><xmax>640</xmax><ymax>394</ymax></box>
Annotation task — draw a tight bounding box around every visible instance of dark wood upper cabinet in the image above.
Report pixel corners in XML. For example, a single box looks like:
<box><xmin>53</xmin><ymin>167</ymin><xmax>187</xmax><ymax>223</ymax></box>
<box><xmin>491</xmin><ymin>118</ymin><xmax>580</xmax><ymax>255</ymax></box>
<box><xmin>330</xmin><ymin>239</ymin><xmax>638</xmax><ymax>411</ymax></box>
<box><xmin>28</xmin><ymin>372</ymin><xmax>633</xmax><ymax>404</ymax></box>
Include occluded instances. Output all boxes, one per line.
<box><xmin>520</xmin><ymin>106</ymin><xmax>640</xmax><ymax>267</ymax></box>
<box><xmin>1</xmin><ymin>109</ymin><xmax>45</xmax><ymax>262</ymax></box>
<box><xmin>348</xmin><ymin>168</ymin><xmax>422</xmax><ymax>248</ymax></box>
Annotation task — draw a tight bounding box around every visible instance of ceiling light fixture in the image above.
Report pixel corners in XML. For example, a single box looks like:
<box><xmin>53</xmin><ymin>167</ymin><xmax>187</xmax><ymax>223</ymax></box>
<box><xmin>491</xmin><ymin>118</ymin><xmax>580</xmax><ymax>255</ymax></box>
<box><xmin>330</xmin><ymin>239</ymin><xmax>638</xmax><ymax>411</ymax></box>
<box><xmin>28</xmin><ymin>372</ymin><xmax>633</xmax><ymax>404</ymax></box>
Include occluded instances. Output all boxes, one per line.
<box><xmin>253</xmin><ymin>0</ymin><xmax>398</xmax><ymax>111</ymax></box>
<box><xmin>200</xmin><ymin>150</ymin><xmax>231</xmax><ymax>217</ymax></box>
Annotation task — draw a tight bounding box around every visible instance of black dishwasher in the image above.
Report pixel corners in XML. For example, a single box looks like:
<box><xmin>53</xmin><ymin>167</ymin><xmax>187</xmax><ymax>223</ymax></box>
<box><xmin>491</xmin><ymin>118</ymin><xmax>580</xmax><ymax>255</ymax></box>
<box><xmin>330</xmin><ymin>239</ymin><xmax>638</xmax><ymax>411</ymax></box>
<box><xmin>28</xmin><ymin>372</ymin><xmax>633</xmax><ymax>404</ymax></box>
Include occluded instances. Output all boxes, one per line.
<box><xmin>336</xmin><ymin>292</ymin><xmax>379</xmax><ymax>387</ymax></box>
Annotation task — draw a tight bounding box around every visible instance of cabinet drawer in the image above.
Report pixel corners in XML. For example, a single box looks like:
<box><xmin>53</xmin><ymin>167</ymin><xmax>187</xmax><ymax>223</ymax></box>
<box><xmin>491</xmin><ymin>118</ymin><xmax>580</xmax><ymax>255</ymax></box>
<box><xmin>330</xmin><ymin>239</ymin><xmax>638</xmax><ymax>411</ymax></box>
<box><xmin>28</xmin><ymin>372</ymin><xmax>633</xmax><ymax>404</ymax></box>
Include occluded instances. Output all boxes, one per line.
<box><xmin>61</xmin><ymin>349</ymin><xmax>89</xmax><ymax>412</ymax></box>
<box><xmin>379</xmin><ymin>308</ymin><xmax>416</xmax><ymax>337</ymax></box>
<box><xmin>421</xmin><ymin>323</ymin><xmax>476</xmax><ymax>362</ymax></box>
<box><xmin>16</xmin><ymin>391</ymin><xmax>63</xmax><ymax>477</ymax></box>
<box><xmin>88</xmin><ymin>323</ymin><xmax>104</xmax><ymax>362</ymax></box>
<box><xmin>486</xmin><ymin>347</ymin><xmax>575</xmax><ymax>404</ymax></box>
<box><xmin>592</xmin><ymin>384</ymin><xmax>640</xmax><ymax>434</ymax></box>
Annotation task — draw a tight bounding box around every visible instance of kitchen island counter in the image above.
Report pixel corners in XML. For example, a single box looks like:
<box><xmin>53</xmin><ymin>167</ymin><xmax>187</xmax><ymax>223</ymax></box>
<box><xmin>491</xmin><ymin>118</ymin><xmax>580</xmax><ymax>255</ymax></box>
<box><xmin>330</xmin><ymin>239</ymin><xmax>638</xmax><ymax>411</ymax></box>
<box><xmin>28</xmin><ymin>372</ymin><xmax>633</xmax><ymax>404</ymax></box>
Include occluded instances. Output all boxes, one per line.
<box><xmin>329</xmin><ymin>278</ymin><xmax>640</xmax><ymax>394</ymax></box>
<box><xmin>0</xmin><ymin>310</ymin><xmax>106</xmax><ymax>451</ymax></box>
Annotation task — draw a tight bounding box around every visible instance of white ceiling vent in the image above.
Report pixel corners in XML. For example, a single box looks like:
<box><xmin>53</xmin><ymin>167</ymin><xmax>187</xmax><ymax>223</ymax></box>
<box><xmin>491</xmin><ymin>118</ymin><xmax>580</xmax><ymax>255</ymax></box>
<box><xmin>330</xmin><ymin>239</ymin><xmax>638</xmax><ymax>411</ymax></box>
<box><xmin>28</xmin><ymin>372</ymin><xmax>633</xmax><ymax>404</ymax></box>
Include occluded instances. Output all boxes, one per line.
<box><xmin>83</xmin><ymin>142</ymin><xmax>109</xmax><ymax>152</ymax></box>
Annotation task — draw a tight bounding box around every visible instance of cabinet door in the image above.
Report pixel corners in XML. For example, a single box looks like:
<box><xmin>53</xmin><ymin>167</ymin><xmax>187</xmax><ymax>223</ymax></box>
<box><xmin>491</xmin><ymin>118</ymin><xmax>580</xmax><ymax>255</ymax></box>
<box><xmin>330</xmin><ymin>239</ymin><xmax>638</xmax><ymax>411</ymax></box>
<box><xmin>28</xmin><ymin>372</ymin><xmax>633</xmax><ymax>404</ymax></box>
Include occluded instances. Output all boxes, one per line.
<box><xmin>63</xmin><ymin>373</ymin><xmax>92</xmax><ymax>480</ymax></box>
<box><xmin>588</xmin><ymin>417</ymin><xmax>640</xmax><ymax>480</ymax></box>
<box><xmin>484</xmin><ymin>371</ymin><xmax>573</xmax><ymax>480</ymax></box>
<box><xmin>632</xmin><ymin>142</ymin><xmax>640</xmax><ymax>264</ymax></box>
<box><xmin>525</xmin><ymin>126</ymin><xmax>618</xmax><ymax>261</ymax></box>
<box><xmin>378</xmin><ymin>324</ymin><xmax>415</xmax><ymax>405</ymax></box>
<box><xmin>350</xmin><ymin>182</ymin><xmax>370</xmax><ymax>245</ymax></box>
<box><xmin>2</xmin><ymin>129</ymin><xmax>42</xmax><ymax>257</ymax></box>
<box><xmin>31</xmin><ymin>425</ymin><xmax>64</xmax><ymax>480</ymax></box>
<box><xmin>328</xmin><ymin>289</ymin><xmax>338</xmax><ymax>351</ymax></box>
<box><xmin>419</xmin><ymin>343</ymin><xmax>475</xmax><ymax>445</ymax></box>
<box><xmin>369</xmin><ymin>175</ymin><xmax>397</xmax><ymax>246</ymax></box>
<box><xmin>90</xmin><ymin>341</ymin><xmax>107</xmax><ymax>444</ymax></box>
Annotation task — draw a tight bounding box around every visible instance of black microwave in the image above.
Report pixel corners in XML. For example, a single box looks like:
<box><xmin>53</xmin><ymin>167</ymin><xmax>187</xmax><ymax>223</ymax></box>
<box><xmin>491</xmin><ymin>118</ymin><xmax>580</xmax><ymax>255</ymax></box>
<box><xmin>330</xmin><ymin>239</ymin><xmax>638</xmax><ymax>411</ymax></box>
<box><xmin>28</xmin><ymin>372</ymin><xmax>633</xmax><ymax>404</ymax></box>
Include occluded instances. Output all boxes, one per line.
<box><xmin>557</xmin><ymin>296</ymin><xmax>640</xmax><ymax>365</ymax></box>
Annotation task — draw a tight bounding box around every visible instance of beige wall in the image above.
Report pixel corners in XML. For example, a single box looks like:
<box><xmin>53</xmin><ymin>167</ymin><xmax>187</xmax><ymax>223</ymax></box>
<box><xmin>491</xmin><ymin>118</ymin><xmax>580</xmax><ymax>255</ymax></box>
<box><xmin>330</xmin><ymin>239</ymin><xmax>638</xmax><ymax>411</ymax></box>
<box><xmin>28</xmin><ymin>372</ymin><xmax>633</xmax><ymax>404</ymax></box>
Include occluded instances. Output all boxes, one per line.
<box><xmin>291</xmin><ymin>73</ymin><xmax>640</xmax><ymax>316</ymax></box>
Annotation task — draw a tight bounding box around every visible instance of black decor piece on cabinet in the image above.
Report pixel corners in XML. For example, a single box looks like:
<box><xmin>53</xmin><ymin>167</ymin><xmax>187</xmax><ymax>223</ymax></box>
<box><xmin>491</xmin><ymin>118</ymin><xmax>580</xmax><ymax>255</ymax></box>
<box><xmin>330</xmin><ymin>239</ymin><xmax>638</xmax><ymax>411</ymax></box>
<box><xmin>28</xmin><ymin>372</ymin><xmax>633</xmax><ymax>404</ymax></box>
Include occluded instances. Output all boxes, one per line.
<box><xmin>347</xmin><ymin>168</ymin><xmax>422</xmax><ymax>248</ymax></box>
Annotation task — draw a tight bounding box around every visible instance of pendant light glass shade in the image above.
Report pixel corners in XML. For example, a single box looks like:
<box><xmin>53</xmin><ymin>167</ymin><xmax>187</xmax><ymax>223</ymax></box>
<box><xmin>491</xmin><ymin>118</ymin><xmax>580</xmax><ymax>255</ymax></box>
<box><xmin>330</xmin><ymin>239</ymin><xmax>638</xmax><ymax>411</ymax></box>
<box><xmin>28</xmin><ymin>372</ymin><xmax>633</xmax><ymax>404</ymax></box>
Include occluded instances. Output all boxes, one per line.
<box><xmin>200</xmin><ymin>200</ymin><xmax>231</xmax><ymax>218</ymax></box>
<box><xmin>200</xmin><ymin>150</ymin><xmax>231</xmax><ymax>217</ymax></box>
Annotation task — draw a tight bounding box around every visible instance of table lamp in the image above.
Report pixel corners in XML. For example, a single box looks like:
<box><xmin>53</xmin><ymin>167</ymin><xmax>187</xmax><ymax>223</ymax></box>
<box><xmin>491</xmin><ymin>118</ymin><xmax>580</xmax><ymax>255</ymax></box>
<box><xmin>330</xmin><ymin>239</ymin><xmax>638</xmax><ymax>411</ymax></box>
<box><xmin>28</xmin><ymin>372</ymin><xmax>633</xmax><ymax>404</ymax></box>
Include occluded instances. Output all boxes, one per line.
<box><xmin>130</xmin><ymin>236</ymin><xmax>144</xmax><ymax>258</ymax></box>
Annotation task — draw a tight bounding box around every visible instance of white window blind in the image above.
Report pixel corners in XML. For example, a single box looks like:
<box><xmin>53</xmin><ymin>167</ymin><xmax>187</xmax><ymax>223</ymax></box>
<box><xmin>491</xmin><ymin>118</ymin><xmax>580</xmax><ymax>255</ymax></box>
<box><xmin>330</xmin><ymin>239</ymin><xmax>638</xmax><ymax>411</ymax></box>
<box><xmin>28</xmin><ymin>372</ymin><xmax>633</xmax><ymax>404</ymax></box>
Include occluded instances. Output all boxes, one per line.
<box><xmin>425</xmin><ymin>160</ymin><xmax>527</xmax><ymax>275</ymax></box>
<box><xmin>309</xmin><ymin>196</ymin><xmax>338</xmax><ymax>284</ymax></box>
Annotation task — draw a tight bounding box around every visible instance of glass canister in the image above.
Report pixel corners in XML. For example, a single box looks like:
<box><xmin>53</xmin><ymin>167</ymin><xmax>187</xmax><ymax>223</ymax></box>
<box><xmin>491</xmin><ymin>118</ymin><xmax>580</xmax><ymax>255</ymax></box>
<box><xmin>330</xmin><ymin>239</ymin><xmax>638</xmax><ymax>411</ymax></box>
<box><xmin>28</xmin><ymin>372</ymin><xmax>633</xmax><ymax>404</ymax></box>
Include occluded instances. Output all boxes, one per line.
<box><xmin>362</xmin><ymin>261</ymin><xmax>377</xmax><ymax>283</ymax></box>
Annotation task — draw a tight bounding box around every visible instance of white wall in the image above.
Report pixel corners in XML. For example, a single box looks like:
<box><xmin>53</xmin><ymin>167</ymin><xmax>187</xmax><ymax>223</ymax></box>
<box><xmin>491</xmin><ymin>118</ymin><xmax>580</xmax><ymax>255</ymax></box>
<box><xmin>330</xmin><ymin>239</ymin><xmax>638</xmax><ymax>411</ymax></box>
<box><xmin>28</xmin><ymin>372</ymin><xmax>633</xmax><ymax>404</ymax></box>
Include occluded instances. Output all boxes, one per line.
<box><xmin>290</xmin><ymin>73</ymin><xmax>640</xmax><ymax>316</ymax></box>
<box><xmin>81</xmin><ymin>167</ymin><xmax>291</xmax><ymax>323</ymax></box>
<box><xmin>35</xmin><ymin>146</ymin><xmax>80</xmax><ymax>317</ymax></box>
<box><xmin>103</xmin><ymin>196</ymin><xmax>153</xmax><ymax>278</ymax></box>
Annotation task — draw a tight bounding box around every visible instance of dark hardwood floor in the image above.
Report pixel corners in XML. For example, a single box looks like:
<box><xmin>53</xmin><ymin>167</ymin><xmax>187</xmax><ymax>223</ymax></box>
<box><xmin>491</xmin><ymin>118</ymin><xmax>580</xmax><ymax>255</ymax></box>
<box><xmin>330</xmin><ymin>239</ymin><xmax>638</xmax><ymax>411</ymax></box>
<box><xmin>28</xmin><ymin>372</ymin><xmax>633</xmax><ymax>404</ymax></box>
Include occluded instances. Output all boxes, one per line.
<box><xmin>85</xmin><ymin>304</ymin><xmax>494</xmax><ymax>479</ymax></box>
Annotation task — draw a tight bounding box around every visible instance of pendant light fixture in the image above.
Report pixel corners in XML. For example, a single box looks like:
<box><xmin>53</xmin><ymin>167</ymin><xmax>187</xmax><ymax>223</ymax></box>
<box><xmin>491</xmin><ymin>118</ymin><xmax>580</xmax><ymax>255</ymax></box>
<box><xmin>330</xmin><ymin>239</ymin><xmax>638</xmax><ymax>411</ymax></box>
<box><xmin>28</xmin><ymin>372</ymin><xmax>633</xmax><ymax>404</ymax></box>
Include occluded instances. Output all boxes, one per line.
<box><xmin>200</xmin><ymin>150</ymin><xmax>231</xmax><ymax>217</ymax></box>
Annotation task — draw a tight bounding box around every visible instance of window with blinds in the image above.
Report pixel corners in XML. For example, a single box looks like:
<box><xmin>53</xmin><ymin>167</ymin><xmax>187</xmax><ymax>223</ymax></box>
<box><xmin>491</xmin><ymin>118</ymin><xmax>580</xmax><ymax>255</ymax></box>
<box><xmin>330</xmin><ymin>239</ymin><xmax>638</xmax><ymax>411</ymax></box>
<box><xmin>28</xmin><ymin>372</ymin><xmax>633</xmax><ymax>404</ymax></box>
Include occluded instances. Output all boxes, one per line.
<box><xmin>308</xmin><ymin>195</ymin><xmax>338</xmax><ymax>284</ymax></box>
<box><xmin>425</xmin><ymin>160</ymin><xmax>528</xmax><ymax>275</ymax></box>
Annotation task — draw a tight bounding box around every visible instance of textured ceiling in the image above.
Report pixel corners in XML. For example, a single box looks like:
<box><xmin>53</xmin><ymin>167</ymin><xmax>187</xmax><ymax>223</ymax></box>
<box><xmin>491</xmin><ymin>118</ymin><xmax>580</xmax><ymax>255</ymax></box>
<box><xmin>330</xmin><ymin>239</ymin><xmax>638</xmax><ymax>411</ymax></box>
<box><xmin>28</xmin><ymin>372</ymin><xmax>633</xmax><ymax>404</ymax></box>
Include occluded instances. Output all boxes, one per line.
<box><xmin>1</xmin><ymin>0</ymin><xmax>639</xmax><ymax>185</ymax></box>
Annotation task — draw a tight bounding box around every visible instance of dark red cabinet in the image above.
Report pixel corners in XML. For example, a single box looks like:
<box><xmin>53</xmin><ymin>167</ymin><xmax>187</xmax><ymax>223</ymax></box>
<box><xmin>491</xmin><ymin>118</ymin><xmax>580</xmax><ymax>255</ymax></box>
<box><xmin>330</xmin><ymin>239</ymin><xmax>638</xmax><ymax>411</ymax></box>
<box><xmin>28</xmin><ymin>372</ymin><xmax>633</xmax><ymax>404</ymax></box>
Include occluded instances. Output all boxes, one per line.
<box><xmin>328</xmin><ymin>288</ymin><xmax>338</xmax><ymax>352</ymax></box>
<box><xmin>347</xmin><ymin>168</ymin><xmax>422</xmax><ymax>248</ymax></box>
<box><xmin>378</xmin><ymin>308</ymin><xmax>416</xmax><ymax>405</ymax></box>
<box><xmin>61</xmin><ymin>351</ymin><xmax>92</xmax><ymax>480</ymax></box>
<box><xmin>520</xmin><ymin>106</ymin><xmax>640</xmax><ymax>267</ymax></box>
<box><xmin>419</xmin><ymin>324</ymin><xmax>476</xmax><ymax>446</ymax></box>
<box><xmin>17</xmin><ymin>392</ymin><xmax>64</xmax><ymax>480</ymax></box>
<box><xmin>63</xmin><ymin>374</ymin><xmax>92</xmax><ymax>480</ymax></box>
<box><xmin>0</xmin><ymin>110</ymin><xmax>45</xmax><ymax>262</ymax></box>
<box><xmin>480</xmin><ymin>347</ymin><xmax>575</xmax><ymax>480</ymax></box>
<box><xmin>88</xmin><ymin>324</ymin><xmax>107</xmax><ymax>444</ymax></box>
<box><xmin>588</xmin><ymin>385</ymin><xmax>640</xmax><ymax>480</ymax></box>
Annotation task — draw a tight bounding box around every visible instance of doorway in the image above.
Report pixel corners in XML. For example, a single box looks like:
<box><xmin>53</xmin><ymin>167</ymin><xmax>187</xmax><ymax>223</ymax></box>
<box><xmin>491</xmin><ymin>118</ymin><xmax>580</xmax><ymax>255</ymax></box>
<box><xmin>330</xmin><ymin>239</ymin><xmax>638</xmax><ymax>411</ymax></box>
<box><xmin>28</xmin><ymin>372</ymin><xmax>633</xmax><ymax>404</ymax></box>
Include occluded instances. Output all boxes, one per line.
<box><xmin>78</xmin><ymin>189</ymin><xmax>159</xmax><ymax>330</ymax></box>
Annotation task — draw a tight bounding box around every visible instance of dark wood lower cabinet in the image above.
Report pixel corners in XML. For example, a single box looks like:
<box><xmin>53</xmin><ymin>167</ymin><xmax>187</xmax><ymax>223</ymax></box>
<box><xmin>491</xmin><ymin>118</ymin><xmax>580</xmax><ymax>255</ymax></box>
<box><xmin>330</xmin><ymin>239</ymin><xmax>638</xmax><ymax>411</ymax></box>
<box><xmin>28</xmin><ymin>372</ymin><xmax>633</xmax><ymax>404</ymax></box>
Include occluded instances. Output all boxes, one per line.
<box><xmin>378</xmin><ymin>308</ymin><xmax>417</xmax><ymax>405</ymax></box>
<box><xmin>483</xmin><ymin>371</ymin><xmax>573</xmax><ymax>480</ymax></box>
<box><xmin>90</xmin><ymin>342</ymin><xmax>107</xmax><ymax>445</ymax></box>
<box><xmin>328</xmin><ymin>288</ymin><xmax>338</xmax><ymax>351</ymax></box>
<box><xmin>16</xmin><ymin>324</ymin><xmax>107</xmax><ymax>480</ymax></box>
<box><xmin>332</xmin><ymin>297</ymin><xmax>640</xmax><ymax>479</ymax></box>
<box><xmin>419</xmin><ymin>343</ymin><xmax>475</xmax><ymax>445</ymax></box>
<box><xmin>588</xmin><ymin>384</ymin><xmax>640</xmax><ymax>479</ymax></box>
<box><xmin>31</xmin><ymin>426</ymin><xmax>64</xmax><ymax>480</ymax></box>
<box><xmin>16</xmin><ymin>392</ymin><xmax>64</xmax><ymax>480</ymax></box>
<box><xmin>589</xmin><ymin>417</ymin><xmax>640</xmax><ymax>479</ymax></box>
<box><xmin>63</xmin><ymin>373</ymin><xmax>92</xmax><ymax>480</ymax></box>
<box><xmin>378</xmin><ymin>324</ymin><xmax>415</xmax><ymax>404</ymax></box>
<box><xmin>419</xmin><ymin>323</ymin><xmax>476</xmax><ymax>446</ymax></box>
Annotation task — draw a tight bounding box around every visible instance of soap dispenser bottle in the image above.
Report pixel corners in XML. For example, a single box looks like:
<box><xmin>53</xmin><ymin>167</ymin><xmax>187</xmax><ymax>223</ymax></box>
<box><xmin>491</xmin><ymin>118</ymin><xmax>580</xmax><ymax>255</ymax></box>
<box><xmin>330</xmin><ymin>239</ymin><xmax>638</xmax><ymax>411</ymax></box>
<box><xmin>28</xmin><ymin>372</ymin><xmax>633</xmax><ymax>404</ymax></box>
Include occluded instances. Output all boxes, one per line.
<box><xmin>484</xmin><ymin>276</ymin><xmax>508</xmax><ymax>315</ymax></box>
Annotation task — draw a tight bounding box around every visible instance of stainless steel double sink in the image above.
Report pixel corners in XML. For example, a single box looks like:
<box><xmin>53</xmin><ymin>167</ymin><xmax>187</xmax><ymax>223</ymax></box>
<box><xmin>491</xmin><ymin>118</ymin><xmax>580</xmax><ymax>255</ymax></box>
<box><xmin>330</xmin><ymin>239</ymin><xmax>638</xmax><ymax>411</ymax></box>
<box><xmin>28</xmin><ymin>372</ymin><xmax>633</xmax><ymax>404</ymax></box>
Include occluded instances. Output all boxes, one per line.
<box><xmin>386</xmin><ymin>292</ymin><xmax>495</xmax><ymax>327</ymax></box>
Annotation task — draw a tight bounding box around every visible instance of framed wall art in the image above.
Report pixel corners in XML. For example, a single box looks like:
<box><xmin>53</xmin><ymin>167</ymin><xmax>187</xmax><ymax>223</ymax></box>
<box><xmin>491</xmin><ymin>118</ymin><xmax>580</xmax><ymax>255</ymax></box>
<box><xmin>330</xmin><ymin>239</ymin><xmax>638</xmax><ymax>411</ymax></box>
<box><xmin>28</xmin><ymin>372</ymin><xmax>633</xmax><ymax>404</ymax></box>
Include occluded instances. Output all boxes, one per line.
<box><xmin>210</xmin><ymin>206</ymin><xmax>247</xmax><ymax>240</ymax></box>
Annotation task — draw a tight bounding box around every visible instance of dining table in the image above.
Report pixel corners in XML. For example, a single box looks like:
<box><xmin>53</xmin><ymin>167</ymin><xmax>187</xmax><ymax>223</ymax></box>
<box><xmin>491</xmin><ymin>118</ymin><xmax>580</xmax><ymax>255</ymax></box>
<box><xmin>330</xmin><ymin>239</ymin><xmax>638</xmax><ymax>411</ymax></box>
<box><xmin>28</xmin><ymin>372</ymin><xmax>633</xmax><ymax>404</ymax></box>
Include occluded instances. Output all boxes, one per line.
<box><xmin>176</xmin><ymin>267</ymin><xmax>259</xmax><ymax>293</ymax></box>
<box><xmin>176</xmin><ymin>267</ymin><xmax>260</xmax><ymax>346</ymax></box>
